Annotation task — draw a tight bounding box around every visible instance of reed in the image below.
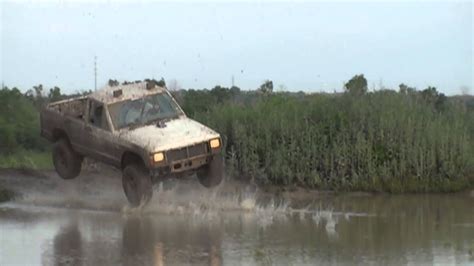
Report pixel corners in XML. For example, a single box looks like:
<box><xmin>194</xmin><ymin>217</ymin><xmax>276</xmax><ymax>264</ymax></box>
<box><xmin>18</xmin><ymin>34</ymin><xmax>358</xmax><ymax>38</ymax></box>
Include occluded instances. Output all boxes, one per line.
<box><xmin>190</xmin><ymin>91</ymin><xmax>474</xmax><ymax>192</ymax></box>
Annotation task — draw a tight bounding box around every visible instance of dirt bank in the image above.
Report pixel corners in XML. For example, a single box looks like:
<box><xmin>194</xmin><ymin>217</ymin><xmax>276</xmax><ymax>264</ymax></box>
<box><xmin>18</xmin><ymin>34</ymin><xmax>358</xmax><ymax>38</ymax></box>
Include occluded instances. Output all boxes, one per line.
<box><xmin>0</xmin><ymin>164</ymin><xmax>339</xmax><ymax>213</ymax></box>
<box><xmin>2</xmin><ymin>166</ymin><xmax>471</xmax><ymax>214</ymax></box>
<box><xmin>0</xmin><ymin>187</ymin><xmax>14</xmax><ymax>203</ymax></box>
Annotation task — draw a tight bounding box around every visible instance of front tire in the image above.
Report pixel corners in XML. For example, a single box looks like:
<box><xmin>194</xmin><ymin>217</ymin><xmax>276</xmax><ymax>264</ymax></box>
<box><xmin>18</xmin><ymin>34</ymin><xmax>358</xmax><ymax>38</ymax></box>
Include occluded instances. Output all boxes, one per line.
<box><xmin>197</xmin><ymin>155</ymin><xmax>224</xmax><ymax>188</ymax></box>
<box><xmin>122</xmin><ymin>164</ymin><xmax>153</xmax><ymax>207</ymax></box>
<box><xmin>52</xmin><ymin>138</ymin><xmax>83</xmax><ymax>179</ymax></box>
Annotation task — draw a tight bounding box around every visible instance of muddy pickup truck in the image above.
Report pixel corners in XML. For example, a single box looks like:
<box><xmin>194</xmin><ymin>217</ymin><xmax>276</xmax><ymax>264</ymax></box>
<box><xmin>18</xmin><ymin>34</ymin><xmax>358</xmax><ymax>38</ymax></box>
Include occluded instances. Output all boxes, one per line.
<box><xmin>40</xmin><ymin>81</ymin><xmax>224</xmax><ymax>206</ymax></box>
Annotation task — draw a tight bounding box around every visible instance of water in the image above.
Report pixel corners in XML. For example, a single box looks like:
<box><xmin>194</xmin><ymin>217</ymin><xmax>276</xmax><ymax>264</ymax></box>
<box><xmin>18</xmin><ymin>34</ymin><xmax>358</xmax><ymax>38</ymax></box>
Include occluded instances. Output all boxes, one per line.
<box><xmin>0</xmin><ymin>170</ymin><xmax>473</xmax><ymax>265</ymax></box>
<box><xmin>1</xmin><ymin>193</ymin><xmax>473</xmax><ymax>265</ymax></box>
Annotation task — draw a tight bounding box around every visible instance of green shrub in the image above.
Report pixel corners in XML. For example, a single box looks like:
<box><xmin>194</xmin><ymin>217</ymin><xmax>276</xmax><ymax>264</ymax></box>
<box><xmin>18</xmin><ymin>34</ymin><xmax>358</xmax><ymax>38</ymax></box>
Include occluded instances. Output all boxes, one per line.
<box><xmin>189</xmin><ymin>90</ymin><xmax>474</xmax><ymax>192</ymax></box>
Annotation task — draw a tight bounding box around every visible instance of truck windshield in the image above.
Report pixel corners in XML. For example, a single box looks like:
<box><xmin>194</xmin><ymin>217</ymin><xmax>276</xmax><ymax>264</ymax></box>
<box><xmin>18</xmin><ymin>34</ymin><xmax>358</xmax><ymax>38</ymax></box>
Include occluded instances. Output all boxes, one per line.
<box><xmin>108</xmin><ymin>92</ymin><xmax>182</xmax><ymax>130</ymax></box>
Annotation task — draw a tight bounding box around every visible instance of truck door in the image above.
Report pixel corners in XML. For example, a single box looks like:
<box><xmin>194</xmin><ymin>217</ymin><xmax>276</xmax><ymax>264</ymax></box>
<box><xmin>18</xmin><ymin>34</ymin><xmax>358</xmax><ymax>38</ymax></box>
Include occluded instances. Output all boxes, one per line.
<box><xmin>83</xmin><ymin>99</ymin><xmax>121</xmax><ymax>166</ymax></box>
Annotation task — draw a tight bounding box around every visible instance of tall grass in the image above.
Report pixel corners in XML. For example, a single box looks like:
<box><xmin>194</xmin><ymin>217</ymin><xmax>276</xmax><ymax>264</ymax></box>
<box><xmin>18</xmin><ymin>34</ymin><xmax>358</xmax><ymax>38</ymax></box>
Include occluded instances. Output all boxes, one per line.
<box><xmin>192</xmin><ymin>91</ymin><xmax>474</xmax><ymax>192</ymax></box>
<box><xmin>0</xmin><ymin>150</ymin><xmax>53</xmax><ymax>170</ymax></box>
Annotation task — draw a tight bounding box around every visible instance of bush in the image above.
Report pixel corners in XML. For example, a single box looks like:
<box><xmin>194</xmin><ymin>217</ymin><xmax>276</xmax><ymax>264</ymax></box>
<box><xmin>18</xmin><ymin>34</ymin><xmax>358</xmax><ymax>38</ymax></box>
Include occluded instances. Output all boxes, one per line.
<box><xmin>0</xmin><ymin>87</ymin><xmax>48</xmax><ymax>154</ymax></box>
<box><xmin>188</xmin><ymin>90</ymin><xmax>474</xmax><ymax>192</ymax></box>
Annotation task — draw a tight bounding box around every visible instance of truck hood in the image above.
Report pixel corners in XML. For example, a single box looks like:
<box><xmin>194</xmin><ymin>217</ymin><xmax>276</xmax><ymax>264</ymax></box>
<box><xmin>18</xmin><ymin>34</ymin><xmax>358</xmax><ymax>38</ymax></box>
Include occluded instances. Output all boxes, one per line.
<box><xmin>117</xmin><ymin>117</ymin><xmax>220</xmax><ymax>152</ymax></box>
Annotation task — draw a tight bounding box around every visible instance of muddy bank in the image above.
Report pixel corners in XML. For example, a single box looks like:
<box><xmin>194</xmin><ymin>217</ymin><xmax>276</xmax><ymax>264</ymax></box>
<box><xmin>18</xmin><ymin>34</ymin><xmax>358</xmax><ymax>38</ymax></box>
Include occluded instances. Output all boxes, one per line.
<box><xmin>0</xmin><ymin>166</ymin><xmax>354</xmax><ymax>215</ymax></box>
<box><xmin>0</xmin><ymin>187</ymin><xmax>14</xmax><ymax>203</ymax></box>
<box><xmin>1</xmin><ymin>166</ymin><xmax>473</xmax><ymax>214</ymax></box>
<box><xmin>0</xmin><ymin>167</ymin><xmax>125</xmax><ymax>211</ymax></box>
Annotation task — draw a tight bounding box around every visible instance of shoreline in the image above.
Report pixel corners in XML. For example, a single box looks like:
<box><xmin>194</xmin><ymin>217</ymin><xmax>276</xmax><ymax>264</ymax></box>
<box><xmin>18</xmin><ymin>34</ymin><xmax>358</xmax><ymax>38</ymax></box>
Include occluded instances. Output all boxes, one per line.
<box><xmin>0</xmin><ymin>168</ymin><xmax>472</xmax><ymax>206</ymax></box>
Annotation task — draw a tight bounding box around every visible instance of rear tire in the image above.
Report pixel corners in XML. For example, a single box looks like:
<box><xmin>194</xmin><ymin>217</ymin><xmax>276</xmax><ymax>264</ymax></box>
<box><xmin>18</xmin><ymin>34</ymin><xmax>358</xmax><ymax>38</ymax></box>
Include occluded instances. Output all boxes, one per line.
<box><xmin>197</xmin><ymin>155</ymin><xmax>224</xmax><ymax>188</ymax></box>
<box><xmin>52</xmin><ymin>138</ymin><xmax>83</xmax><ymax>179</ymax></box>
<box><xmin>122</xmin><ymin>164</ymin><xmax>153</xmax><ymax>207</ymax></box>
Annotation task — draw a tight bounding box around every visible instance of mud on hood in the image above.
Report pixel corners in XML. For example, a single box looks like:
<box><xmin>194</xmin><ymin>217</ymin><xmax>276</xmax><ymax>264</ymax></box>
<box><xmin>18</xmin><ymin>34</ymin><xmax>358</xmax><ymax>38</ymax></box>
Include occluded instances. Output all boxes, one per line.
<box><xmin>118</xmin><ymin>117</ymin><xmax>220</xmax><ymax>152</ymax></box>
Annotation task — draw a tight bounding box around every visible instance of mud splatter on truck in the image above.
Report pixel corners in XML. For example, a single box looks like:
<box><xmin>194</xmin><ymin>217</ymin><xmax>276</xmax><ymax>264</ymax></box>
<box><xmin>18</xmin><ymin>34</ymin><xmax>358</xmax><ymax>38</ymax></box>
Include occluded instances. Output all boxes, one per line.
<box><xmin>40</xmin><ymin>80</ymin><xmax>224</xmax><ymax>206</ymax></box>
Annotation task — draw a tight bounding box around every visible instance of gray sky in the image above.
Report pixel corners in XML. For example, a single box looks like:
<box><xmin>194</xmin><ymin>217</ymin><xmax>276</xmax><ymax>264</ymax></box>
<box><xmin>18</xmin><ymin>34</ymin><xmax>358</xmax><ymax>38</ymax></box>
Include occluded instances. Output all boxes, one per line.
<box><xmin>1</xmin><ymin>1</ymin><xmax>472</xmax><ymax>94</ymax></box>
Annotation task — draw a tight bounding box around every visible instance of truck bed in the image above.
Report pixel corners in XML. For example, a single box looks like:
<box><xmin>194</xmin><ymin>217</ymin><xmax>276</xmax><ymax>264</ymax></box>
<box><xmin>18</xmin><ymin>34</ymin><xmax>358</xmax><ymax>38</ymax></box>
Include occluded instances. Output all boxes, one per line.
<box><xmin>47</xmin><ymin>97</ymin><xmax>87</xmax><ymax>119</ymax></box>
<box><xmin>40</xmin><ymin>97</ymin><xmax>87</xmax><ymax>142</ymax></box>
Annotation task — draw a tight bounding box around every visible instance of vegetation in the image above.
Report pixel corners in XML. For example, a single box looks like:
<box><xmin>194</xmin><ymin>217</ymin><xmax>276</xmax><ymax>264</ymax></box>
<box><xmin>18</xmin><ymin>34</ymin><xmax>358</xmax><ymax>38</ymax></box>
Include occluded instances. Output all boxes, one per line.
<box><xmin>0</xmin><ymin>150</ymin><xmax>52</xmax><ymax>170</ymax></box>
<box><xmin>181</xmin><ymin>78</ymin><xmax>474</xmax><ymax>192</ymax></box>
<box><xmin>0</xmin><ymin>85</ymin><xmax>86</xmax><ymax>169</ymax></box>
<box><xmin>0</xmin><ymin>76</ymin><xmax>473</xmax><ymax>192</ymax></box>
<box><xmin>344</xmin><ymin>74</ymin><xmax>367</xmax><ymax>96</ymax></box>
<box><xmin>0</xmin><ymin>87</ymin><xmax>49</xmax><ymax>154</ymax></box>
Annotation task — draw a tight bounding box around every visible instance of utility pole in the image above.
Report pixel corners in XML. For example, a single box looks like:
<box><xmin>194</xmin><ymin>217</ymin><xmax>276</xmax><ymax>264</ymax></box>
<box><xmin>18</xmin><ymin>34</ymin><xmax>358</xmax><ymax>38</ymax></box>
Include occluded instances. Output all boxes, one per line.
<box><xmin>231</xmin><ymin>75</ymin><xmax>234</xmax><ymax>87</ymax></box>
<box><xmin>94</xmin><ymin>56</ymin><xmax>97</xmax><ymax>91</ymax></box>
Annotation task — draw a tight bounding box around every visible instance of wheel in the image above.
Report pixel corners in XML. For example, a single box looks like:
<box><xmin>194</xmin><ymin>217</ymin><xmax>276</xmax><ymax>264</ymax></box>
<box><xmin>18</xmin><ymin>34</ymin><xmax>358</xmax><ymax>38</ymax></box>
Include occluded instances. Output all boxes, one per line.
<box><xmin>52</xmin><ymin>138</ymin><xmax>83</xmax><ymax>179</ymax></box>
<box><xmin>122</xmin><ymin>164</ymin><xmax>153</xmax><ymax>207</ymax></box>
<box><xmin>197</xmin><ymin>155</ymin><xmax>224</xmax><ymax>188</ymax></box>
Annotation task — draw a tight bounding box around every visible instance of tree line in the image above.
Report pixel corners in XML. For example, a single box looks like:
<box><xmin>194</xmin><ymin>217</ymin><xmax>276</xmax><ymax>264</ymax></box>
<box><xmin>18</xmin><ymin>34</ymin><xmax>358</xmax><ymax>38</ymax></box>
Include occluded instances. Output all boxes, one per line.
<box><xmin>1</xmin><ymin>75</ymin><xmax>473</xmax><ymax>192</ymax></box>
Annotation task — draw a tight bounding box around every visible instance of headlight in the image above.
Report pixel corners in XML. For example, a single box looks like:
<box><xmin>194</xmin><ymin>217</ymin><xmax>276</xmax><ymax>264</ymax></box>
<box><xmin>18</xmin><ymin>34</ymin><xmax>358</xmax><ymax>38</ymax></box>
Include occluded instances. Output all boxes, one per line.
<box><xmin>153</xmin><ymin>152</ymin><xmax>165</xmax><ymax>162</ymax></box>
<box><xmin>209</xmin><ymin>138</ymin><xmax>220</xmax><ymax>149</ymax></box>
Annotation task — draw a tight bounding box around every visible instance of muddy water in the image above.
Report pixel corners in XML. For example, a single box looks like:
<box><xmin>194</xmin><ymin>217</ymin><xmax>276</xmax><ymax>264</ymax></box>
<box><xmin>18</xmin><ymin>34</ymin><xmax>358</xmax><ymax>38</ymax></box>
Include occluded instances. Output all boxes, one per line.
<box><xmin>0</xmin><ymin>171</ymin><xmax>473</xmax><ymax>265</ymax></box>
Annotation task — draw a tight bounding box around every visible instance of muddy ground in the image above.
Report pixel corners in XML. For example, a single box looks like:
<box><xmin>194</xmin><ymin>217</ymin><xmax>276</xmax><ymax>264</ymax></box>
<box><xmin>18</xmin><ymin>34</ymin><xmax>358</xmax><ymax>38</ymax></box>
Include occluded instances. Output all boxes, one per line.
<box><xmin>0</xmin><ymin>163</ymin><xmax>345</xmax><ymax>212</ymax></box>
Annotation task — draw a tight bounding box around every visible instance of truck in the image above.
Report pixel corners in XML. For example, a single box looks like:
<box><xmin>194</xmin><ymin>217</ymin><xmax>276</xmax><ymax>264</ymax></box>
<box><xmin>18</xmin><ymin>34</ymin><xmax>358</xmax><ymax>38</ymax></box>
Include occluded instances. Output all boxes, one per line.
<box><xmin>40</xmin><ymin>80</ymin><xmax>224</xmax><ymax>207</ymax></box>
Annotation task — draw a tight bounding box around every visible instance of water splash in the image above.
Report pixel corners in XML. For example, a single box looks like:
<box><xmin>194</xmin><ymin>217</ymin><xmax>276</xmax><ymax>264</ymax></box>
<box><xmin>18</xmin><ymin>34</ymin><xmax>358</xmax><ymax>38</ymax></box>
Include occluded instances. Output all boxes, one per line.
<box><xmin>8</xmin><ymin>170</ymin><xmax>375</xmax><ymax>236</ymax></box>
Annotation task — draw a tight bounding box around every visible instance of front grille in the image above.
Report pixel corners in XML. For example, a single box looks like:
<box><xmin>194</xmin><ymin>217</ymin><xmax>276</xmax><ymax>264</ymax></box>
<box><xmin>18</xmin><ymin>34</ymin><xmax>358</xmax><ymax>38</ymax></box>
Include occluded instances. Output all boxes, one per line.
<box><xmin>167</xmin><ymin>147</ymin><xmax>187</xmax><ymax>162</ymax></box>
<box><xmin>166</xmin><ymin>142</ymin><xmax>209</xmax><ymax>162</ymax></box>
<box><xmin>189</xmin><ymin>142</ymin><xmax>208</xmax><ymax>157</ymax></box>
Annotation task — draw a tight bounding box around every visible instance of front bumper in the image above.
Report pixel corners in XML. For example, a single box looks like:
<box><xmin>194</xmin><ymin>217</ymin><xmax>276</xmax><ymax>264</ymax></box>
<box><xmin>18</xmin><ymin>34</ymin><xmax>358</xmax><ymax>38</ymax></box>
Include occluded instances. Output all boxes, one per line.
<box><xmin>151</xmin><ymin>154</ymin><xmax>212</xmax><ymax>177</ymax></box>
<box><xmin>149</xmin><ymin>139</ymin><xmax>221</xmax><ymax>178</ymax></box>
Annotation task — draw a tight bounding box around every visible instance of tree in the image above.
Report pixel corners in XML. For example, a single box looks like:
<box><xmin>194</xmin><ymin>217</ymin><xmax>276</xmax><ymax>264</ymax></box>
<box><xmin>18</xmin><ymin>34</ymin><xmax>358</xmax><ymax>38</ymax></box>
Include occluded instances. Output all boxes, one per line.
<box><xmin>32</xmin><ymin>84</ymin><xmax>45</xmax><ymax>108</ymax></box>
<box><xmin>420</xmin><ymin>86</ymin><xmax>447</xmax><ymax>111</ymax></box>
<box><xmin>48</xmin><ymin>86</ymin><xmax>62</xmax><ymax>101</ymax></box>
<box><xmin>399</xmin><ymin>83</ymin><xmax>416</xmax><ymax>95</ymax></box>
<box><xmin>211</xmin><ymin>85</ymin><xmax>232</xmax><ymax>104</ymax></box>
<box><xmin>420</xmin><ymin>86</ymin><xmax>439</xmax><ymax>103</ymax></box>
<box><xmin>230</xmin><ymin>86</ymin><xmax>241</xmax><ymax>96</ymax></box>
<box><xmin>344</xmin><ymin>74</ymin><xmax>367</xmax><ymax>95</ymax></box>
<box><xmin>259</xmin><ymin>80</ymin><xmax>273</xmax><ymax>95</ymax></box>
<box><xmin>0</xmin><ymin>87</ymin><xmax>45</xmax><ymax>153</ymax></box>
<box><xmin>33</xmin><ymin>84</ymin><xmax>43</xmax><ymax>98</ymax></box>
<box><xmin>399</xmin><ymin>83</ymin><xmax>408</xmax><ymax>94</ymax></box>
<box><xmin>181</xmin><ymin>89</ymin><xmax>216</xmax><ymax>115</ymax></box>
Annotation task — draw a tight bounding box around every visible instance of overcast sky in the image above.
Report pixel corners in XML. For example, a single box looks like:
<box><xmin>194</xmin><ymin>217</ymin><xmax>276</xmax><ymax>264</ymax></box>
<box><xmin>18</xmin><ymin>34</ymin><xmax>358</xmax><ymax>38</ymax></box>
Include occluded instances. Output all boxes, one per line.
<box><xmin>1</xmin><ymin>1</ymin><xmax>472</xmax><ymax>95</ymax></box>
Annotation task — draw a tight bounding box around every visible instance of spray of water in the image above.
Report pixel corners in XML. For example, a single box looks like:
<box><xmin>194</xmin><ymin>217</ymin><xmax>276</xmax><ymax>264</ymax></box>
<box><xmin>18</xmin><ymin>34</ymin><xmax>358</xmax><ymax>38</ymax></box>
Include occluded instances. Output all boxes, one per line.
<box><xmin>6</xmin><ymin>170</ymin><xmax>375</xmax><ymax>236</ymax></box>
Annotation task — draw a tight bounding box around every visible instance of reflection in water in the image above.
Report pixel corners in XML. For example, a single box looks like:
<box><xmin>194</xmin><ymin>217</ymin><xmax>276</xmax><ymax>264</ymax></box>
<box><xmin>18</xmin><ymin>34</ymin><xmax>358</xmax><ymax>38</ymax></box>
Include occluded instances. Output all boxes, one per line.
<box><xmin>121</xmin><ymin>216</ymin><xmax>222</xmax><ymax>266</ymax></box>
<box><xmin>121</xmin><ymin>218</ymin><xmax>155</xmax><ymax>265</ymax></box>
<box><xmin>0</xmin><ymin>193</ymin><xmax>473</xmax><ymax>265</ymax></box>
<box><xmin>41</xmin><ymin>214</ymin><xmax>224</xmax><ymax>266</ymax></box>
<box><xmin>52</xmin><ymin>223</ymin><xmax>83</xmax><ymax>266</ymax></box>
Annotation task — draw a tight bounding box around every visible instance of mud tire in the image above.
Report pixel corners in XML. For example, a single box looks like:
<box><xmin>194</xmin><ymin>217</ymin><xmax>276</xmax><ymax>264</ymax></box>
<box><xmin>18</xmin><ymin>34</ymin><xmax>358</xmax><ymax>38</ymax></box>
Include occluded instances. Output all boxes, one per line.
<box><xmin>122</xmin><ymin>164</ymin><xmax>153</xmax><ymax>207</ymax></box>
<box><xmin>197</xmin><ymin>155</ymin><xmax>224</xmax><ymax>188</ymax></box>
<box><xmin>52</xmin><ymin>138</ymin><xmax>83</xmax><ymax>179</ymax></box>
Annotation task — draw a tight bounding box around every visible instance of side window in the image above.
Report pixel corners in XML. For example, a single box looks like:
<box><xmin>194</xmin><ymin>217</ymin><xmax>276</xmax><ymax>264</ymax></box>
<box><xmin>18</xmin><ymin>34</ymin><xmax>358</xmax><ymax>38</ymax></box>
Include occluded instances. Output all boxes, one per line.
<box><xmin>89</xmin><ymin>101</ymin><xmax>109</xmax><ymax>130</ymax></box>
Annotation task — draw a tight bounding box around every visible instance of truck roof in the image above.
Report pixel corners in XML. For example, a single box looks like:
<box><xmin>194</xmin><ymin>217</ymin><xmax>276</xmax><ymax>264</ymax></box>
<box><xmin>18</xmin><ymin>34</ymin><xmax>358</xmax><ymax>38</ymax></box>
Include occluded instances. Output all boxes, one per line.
<box><xmin>89</xmin><ymin>81</ymin><xmax>167</xmax><ymax>105</ymax></box>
